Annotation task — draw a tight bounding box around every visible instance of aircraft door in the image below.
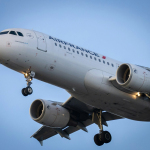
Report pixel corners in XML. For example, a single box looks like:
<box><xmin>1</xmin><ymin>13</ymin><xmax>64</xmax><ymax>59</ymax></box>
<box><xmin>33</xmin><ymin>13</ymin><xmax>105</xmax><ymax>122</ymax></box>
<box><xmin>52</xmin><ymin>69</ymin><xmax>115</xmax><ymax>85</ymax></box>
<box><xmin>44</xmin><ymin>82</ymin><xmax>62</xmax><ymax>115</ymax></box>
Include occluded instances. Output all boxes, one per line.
<box><xmin>34</xmin><ymin>31</ymin><xmax>47</xmax><ymax>52</ymax></box>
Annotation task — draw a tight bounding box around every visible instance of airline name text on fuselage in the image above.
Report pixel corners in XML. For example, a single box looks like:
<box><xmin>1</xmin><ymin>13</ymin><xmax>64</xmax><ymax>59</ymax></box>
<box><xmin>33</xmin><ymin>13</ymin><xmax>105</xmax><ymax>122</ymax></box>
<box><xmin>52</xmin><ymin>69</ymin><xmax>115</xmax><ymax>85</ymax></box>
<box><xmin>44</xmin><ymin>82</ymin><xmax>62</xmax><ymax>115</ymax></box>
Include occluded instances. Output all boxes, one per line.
<box><xmin>49</xmin><ymin>36</ymin><xmax>100</xmax><ymax>57</ymax></box>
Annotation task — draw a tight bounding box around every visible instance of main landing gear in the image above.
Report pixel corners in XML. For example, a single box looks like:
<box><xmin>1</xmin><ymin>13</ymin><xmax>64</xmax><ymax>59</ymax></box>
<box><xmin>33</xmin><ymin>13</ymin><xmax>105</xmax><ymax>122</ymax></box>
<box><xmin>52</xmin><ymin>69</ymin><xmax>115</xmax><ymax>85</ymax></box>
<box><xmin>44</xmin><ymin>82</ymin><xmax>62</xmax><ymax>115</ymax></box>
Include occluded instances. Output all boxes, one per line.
<box><xmin>22</xmin><ymin>71</ymin><xmax>35</xmax><ymax>96</ymax></box>
<box><xmin>93</xmin><ymin>110</ymin><xmax>112</xmax><ymax>146</ymax></box>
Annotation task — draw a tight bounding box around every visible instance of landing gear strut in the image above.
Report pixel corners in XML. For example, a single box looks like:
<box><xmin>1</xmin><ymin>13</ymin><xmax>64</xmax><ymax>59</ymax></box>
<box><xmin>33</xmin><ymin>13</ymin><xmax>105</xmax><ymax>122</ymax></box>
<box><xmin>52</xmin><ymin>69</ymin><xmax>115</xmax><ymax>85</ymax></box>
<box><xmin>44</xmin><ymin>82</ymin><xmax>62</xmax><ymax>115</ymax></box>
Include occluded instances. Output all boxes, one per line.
<box><xmin>93</xmin><ymin>110</ymin><xmax>112</xmax><ymax>146</ymax></box>
<box><xmin>22</xmin><ymin>71</ymin><xmax>35</xmax><ymax>96</ymax></box>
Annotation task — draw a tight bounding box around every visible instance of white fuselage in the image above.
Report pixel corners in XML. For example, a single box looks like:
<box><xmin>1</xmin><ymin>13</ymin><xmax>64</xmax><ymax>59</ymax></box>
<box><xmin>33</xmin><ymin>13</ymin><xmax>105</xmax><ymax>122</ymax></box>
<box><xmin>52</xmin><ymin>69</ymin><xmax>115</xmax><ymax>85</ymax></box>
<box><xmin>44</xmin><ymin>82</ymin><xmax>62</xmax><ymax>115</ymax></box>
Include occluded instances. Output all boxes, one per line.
<box><xmin>0</xmin><ymin>28</ymin><xmax>150</xmax><ymax>121</ymax></box>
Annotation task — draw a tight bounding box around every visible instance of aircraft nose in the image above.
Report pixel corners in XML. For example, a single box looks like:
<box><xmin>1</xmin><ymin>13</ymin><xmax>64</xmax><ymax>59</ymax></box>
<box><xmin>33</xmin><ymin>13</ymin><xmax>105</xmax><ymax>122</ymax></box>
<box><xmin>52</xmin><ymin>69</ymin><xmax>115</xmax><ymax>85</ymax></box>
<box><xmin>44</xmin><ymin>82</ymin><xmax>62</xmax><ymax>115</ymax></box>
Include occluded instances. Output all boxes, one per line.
<box><xmin>0</xmin><ymin>37</ymin><xmax>6</xmax><ymax>63</ymax></box>
<box><xmin>0</xmin><ymin>39</ymin><xmax>2</xmax><ymax>59</ymax></box>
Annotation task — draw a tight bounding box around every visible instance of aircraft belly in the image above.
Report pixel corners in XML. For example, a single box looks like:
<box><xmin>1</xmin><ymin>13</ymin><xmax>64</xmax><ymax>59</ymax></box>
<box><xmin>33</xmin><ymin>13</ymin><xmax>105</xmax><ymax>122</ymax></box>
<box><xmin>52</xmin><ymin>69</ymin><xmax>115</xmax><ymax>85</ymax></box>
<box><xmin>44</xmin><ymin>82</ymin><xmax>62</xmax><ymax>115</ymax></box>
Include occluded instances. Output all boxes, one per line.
<box><xmin>70</xmin><ymin>79</ymin><xmax>150</xmax><ymax>121</ymax></box>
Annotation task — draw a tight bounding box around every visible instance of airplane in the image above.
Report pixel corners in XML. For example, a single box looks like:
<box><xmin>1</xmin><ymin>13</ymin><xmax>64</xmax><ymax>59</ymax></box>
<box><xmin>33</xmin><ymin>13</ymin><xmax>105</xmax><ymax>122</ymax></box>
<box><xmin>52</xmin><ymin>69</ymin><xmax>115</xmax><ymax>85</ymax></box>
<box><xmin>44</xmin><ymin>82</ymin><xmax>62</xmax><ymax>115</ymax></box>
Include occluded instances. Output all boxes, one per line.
<box><xmin>0</xmin><ymin>28</ymin><xmax>150</xmax><ymax>146</ymax></box>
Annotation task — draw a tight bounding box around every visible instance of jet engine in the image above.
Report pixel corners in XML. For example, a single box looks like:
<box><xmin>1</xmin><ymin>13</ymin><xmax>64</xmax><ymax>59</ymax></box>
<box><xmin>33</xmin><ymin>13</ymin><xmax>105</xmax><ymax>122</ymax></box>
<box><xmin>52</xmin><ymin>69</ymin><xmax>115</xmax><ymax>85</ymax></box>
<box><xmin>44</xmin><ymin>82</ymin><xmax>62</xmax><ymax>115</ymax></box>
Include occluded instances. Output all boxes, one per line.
<box><xmin>116</xmin><ymin>63</ymin><xmax>150</xmax><ymax>93</ymax></box>
<box><xmin>30</xmin><ymin>99</ymin><xmax>71</xmax><ymax>128</ymax></box>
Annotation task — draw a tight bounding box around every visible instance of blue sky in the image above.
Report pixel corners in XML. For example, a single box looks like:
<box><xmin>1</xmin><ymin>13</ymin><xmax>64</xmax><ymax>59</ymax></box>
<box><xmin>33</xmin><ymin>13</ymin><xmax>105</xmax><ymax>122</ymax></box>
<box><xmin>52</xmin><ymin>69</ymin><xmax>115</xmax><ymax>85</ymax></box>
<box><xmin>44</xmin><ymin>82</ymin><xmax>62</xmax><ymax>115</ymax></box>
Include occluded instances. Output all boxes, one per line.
<box><xmin>0</xmin><ymin>0</ymin><xmax>150</xmax><ymax>150</ymax></box>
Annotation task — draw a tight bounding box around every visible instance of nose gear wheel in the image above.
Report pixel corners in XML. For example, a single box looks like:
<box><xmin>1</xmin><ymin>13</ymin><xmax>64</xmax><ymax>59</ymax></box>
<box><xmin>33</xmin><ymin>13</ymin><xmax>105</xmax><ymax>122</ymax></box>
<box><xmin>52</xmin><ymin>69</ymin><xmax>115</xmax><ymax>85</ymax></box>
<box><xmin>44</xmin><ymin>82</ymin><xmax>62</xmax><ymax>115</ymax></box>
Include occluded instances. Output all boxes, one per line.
<box><xmin>22</xmin><ymin>71</ymin><xmax>35</xmax><ymax>96</ymax></box>
<box><xmin>22</xmin><ymin>87</ymin><xmax>33</xmax><ymax>96</ymax></box>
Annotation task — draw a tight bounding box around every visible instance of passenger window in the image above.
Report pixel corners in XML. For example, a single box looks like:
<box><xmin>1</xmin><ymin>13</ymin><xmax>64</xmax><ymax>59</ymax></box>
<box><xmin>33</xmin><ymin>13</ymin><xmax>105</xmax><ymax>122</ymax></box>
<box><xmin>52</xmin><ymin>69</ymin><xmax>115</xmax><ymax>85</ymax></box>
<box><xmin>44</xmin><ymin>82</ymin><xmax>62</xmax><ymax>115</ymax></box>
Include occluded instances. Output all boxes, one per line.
<box><xmin>72</xmin><ymin>49</ymin><xmax>75</xmax><ymax>52</ymax></box>
<box><xmin>64</xmin><ymin>46</ymin><xmax>66</xmax><ymax>49</ymax></box>
<box><xmin>0</xmin><ymin>31</ymin><xmax>9</xmax><ymax>35</ymax></box>
<box><xmin>9</xmin><ymin>31</ymin><xmax>17</xmax><ymax>35</ymax></box>
<box><xmin>68</xmin><ymin>48</ymin><xmax>70</xmax><ymax>51</ymax></box>
<box><xmin>59</xmin><ymin>44</ymin><xmax>61</xmax><ymax>48</ymax></box>
<box><xmin>17</xmin><ymin>32</ymin><xmax>23</xmax><ymax>37</ymax></box>
<box><xmin>86</xmin><ymin>54</ymin><xmax>88</xmax><ymax>57</ymax></box>
<box><xmin>107</xmin><ymin>62</ymin><xmax>109</xmax><ymax>65</ymax></box>
<box><xmin>111</xmin><ymin>64</ymin><xmax>114</xmax><ymax>67</ymax></box>
<box><xmin>103</xmin><ymin>60</ymin><xmax>105</xmax><ymax>64</ymax></box>
<box><xmin>90</xmin><ymin>56</ymin><xmax>92</xmax><ymax>59</ymax></box>
<box><xmin>77</xmin><ymin>51</ymin><xmax>79</xmax><ymax>54</ymax></box>
<box><xmin>81</xmin><ymin>52</ymin><xmax>84</xmax><ymax>56</ymax></box>
<box><xmin>94</xmin><ymin>57</ymin><xmax>97</xmax><ymax>61</ymax></box>
<box><xmin>55</xmin><ymin>43</ymin><xmax>57</xmax><ymax>46</ymax></box>
<box><xmin>99</xmin><ymin>59</ymin><xmax>101</xmax><ymax>62</ymax></box>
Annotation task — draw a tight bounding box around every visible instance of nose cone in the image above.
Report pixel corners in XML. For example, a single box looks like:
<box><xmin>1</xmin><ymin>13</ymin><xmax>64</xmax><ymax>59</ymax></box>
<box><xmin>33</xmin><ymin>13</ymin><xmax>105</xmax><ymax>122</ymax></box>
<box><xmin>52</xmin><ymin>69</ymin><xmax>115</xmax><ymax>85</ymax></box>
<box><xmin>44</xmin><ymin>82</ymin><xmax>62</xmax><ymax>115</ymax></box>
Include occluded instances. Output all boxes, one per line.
<box><xmin>0</xmin><ymin>30</ymin><xmax>11</xmax><ymax>63</ymax></box>
<box><xmin>0</xmin><ymin>37</ymin><xmax>5</xmax><ymax>63</ymax></box>
<box><xmin>0</xmin><ymin>37</ymin><xmax>3</xmax><ymax>63</ymax></box>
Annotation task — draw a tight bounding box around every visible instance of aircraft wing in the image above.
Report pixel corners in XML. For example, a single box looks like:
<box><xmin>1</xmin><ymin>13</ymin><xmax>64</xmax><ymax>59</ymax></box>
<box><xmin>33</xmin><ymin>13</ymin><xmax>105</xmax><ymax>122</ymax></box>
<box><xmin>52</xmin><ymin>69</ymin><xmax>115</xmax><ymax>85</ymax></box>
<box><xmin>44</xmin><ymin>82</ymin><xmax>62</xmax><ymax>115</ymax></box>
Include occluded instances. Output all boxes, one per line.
<box><xmin>31</xmin><ymin>119</ymin><xmax>93</xmax><ymax>146</ymax></box>
<box><xmin>31</xmin><ymin>97</ymin><xmax>122</xmax><ymax>145</ymax></box>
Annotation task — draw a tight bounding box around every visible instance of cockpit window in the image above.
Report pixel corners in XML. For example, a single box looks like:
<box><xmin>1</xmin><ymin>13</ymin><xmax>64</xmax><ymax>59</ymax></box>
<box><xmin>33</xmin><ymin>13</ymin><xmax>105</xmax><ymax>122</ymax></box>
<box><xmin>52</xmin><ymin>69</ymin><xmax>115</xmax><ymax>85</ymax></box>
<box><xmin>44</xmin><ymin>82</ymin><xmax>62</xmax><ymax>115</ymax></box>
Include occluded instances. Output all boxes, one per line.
<box><xmin>9</xmin><ymin>31</ymin><xmax>17</xmax><ymax>35</ymax></box>
<box><xmin>0</xmin><ymin>31</ymin><xmax>9</xmax><ymax>35</ymax></box>
<box><xmin>17</xmin><ymin>32</ymin><xmax>23</xmax><ymax>37</ymax></box>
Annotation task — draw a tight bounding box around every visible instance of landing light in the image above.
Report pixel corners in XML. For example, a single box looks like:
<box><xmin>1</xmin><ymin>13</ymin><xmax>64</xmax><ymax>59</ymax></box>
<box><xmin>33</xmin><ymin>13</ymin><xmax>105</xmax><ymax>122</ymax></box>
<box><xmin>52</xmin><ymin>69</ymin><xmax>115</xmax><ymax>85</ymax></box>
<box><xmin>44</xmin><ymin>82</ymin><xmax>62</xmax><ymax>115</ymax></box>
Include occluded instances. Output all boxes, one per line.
<box><xmin>137</xmin><ymin>92</ymin><xmax>141</xmax><ymax>97</ymax></box>
<box><xmin>24</xmin><ymin>73</ymin><xmax>28</xmax><ymax>77</ymax></box>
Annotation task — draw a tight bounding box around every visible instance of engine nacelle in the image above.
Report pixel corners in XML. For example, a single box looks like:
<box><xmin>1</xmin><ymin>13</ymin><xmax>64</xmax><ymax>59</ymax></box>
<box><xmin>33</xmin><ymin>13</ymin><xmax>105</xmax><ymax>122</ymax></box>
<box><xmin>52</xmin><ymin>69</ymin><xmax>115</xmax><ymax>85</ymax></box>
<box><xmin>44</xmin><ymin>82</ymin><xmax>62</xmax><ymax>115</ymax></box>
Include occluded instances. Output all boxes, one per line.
<box><xmin>116</xmin><ymin>63</ymin><xmax>150</xmax><ymax>93</ymax></box>
<box><xmin>30</xmin><ymin>99</ymin><xmax>70</xmax><ymax>128</ymax></box>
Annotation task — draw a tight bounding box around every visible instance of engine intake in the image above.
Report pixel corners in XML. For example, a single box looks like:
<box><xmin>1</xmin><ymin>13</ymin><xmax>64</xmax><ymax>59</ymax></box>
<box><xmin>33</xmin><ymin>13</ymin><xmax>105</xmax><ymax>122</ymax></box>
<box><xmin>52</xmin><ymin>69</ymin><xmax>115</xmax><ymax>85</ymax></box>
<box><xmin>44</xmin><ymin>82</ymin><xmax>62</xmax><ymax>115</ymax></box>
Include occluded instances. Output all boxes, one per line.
<box><xmin>116</xmin><ymin>63</ymin><xmax>150</xmax><ymax>93</ymax></box>
<box><xmin>30</xmin><ymin>99</ymin><xmax>45</xmax><ymax>121</ymax></box>
<box><xmin>117</xmin><ymin>64</ymin><xmax>132</xmax><ymax>86</ymax></box>
<box><xmin>30</xmin><ymin>99</ymin><xmax>70</xmax><ymax>128</ymax></box>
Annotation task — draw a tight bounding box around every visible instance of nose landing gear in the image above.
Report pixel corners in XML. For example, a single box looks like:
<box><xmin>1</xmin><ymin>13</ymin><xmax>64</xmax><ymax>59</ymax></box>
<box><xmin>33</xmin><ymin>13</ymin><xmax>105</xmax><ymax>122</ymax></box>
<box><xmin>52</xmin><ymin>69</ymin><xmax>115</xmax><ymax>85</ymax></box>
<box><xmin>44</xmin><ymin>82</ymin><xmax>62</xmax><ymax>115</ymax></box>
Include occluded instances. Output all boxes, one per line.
<box><xmin>93</xmin><ymin>110</ymin><xmax>112</xmax><ymax>146</ymax></box>
<box><xmin>22</xmin><ymin>71</ymin><xmax>35</xmax><ymax>96</ymax></box>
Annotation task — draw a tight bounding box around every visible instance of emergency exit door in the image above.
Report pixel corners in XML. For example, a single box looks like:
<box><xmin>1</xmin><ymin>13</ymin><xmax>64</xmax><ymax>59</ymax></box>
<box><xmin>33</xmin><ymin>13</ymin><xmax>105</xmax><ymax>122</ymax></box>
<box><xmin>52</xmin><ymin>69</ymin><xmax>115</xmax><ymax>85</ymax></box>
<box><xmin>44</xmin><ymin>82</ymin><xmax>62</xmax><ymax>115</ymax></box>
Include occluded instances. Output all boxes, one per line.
<box><xmin>34</xmin><ymin>31</ymin><xmax>47</xmax><ymax>52</ymax></box>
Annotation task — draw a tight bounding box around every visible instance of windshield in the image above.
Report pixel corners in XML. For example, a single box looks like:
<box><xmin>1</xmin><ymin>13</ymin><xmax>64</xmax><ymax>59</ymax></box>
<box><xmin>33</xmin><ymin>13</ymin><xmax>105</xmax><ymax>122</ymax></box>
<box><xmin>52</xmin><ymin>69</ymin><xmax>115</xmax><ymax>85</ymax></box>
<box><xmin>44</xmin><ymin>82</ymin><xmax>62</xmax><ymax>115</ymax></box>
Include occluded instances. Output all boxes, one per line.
<box><xmin>0</xmin><ymin>31</ymin><xmax>9</xmax><ymax>35</ymax></box>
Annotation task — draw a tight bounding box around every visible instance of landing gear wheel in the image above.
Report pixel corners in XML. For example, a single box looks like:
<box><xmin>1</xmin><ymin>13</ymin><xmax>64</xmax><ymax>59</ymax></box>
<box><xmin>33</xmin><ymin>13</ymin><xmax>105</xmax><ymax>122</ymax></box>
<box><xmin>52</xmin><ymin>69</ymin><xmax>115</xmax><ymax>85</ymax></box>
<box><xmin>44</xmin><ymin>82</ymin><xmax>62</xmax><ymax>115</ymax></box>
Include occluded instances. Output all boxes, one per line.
<box><xmin>101</xmin><ymin>131</ymin><xmax>112</xmax><ymax>143</ymax></box>
<box><xmin>26</xmin><ymin>87</ymin><xmax>33</xmax><ymax>95</ymax></box>
<box><xmin>22</xmin><ymin>71</ymin><xmax>35</xmax><ymax>96</ymax></box>
<box><xmin>93</xmin><ymin>110</ymin><xmax>112</xmax><ymax>146</ymax></box>
<box><xmin>94</xmin><ymin>134</ymin><xmax>104</xmax><ymax>146</ymax></box>
<box><xmin>22</xmin><ymin>87</ymin><xmax>33</xmax><ymax>96</ymax></box>
<box><xmin>22</xmin><ymin>88</ymin><xmax>28</xmax><ymax>96</ymax></box>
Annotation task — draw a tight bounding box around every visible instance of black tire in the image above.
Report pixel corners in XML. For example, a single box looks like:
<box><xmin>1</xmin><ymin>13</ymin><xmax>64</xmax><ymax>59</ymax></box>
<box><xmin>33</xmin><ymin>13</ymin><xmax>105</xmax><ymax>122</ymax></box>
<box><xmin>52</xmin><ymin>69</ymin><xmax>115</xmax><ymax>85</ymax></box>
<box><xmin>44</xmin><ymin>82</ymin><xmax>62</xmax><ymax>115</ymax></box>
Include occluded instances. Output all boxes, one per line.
<box><xmin>101</xmin><ymin>131</ymin><xmax>112</xmax><ymax>143</ymax></box>
<box><xmin>94</xmin><ymin>134</ymin><xmax>104</xmax><ymax>146</ymax></box>
<box><xmin>26</xmin><ymin>87</ymin><xmax>33</xmax><ymax>95</ymax></box>
<box><xmin>22</xmin><ymin>88</ymin><xmax>28</xmax><ymax>96</ymax></box>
